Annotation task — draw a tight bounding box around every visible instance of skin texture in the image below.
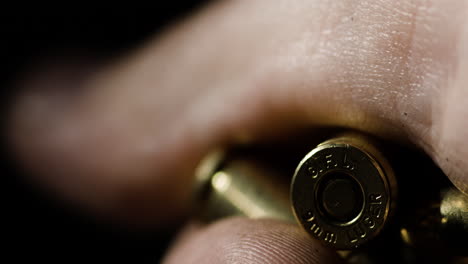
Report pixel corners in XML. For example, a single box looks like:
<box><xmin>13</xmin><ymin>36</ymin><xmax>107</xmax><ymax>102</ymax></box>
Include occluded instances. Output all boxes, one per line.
<box><xmin>6</xmin><ymin>0</ymin><xmax>468</xmax><ymax>263</ymax></box>
<box><xmin>163</xmin><ymin>217</ymin><xmax>342</xmax><ymax>264</ymax></box>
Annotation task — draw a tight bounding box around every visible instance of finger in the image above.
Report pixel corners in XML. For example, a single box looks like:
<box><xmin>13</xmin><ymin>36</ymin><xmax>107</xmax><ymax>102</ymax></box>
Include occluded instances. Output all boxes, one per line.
<box><xmin>7</xmin><ymin>0</ymin><xmax>468</xmax><ymax>228</ymax></box>
<box><xmin>163</xmin><ymin>217</ymin><xmax>342</xmax><ymax>264</ymax></box>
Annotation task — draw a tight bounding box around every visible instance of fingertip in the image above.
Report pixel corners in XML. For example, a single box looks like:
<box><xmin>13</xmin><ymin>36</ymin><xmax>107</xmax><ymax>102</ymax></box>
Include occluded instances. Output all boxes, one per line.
<box><xmin>163</xmin><ymin>217</ymin><xmax>342</xmax><ymax>264</ymax></box>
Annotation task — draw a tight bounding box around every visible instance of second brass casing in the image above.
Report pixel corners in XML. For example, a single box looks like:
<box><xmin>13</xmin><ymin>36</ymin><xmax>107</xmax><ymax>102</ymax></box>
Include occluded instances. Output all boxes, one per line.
<box><xmin>195</xmin><ymin>151</ymin><xmax>294</xmax><ymax>223</ymax></box>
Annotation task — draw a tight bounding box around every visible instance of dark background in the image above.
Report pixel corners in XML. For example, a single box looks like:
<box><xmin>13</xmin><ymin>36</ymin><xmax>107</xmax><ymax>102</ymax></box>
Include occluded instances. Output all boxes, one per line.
<box><xmin>2</xmin><ymin>2</ymin><xmax>209</xmax><ymax>263</ymax></box>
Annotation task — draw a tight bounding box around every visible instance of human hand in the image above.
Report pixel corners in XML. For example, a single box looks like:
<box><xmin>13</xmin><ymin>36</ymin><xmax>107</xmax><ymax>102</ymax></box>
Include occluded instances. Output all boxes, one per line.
<box><xmin>7</xmin><ymin>0</ymin><xmax>468</xmax><ymax>263</ymax></box>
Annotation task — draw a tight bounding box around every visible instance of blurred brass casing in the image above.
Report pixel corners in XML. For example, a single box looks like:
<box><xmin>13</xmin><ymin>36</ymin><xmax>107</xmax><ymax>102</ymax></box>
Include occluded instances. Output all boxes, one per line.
<box><xmin>195</xmin><ymin>150</ymin><xmax>295</xmax><ymax>223</ymax></box>
<box><xmin>400</xmin><ymin>188</ymin><xmax>468</xmax><ymax>256</ymax></box>
<box><xmin>291</xmin><ymin>134</ymin><xmax>397</xmax><ymax>250</ymax></box>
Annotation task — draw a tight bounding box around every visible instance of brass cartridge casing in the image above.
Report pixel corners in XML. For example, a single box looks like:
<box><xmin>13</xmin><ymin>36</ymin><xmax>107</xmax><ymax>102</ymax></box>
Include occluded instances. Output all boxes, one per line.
<box><xmin>291</xmin><ymin>134</ymin><xmax>397</xmax><ymax>250</ymax></box>
<box><xmin>194</xmin><ymin>133</ymin><xmax>467</xmax><ymax>262</ymax></box>
<box><xmin>195</xmin><ymin>150</ymin><xmax>294</xmax><ymax>223</ymax></box>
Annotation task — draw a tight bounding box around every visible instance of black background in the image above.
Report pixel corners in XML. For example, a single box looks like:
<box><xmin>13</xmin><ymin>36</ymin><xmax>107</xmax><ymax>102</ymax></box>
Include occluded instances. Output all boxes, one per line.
<box><xmin>2</xmin><ymin>2</ymin><xmax>210</xmax><ymax>263</ymax></box>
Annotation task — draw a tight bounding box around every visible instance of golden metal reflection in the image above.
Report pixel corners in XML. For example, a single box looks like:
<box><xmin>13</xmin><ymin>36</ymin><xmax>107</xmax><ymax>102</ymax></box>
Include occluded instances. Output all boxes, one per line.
<box><xmin>195</xmin><ymin>134</ymin><xmax>468</xmax><ymax>263</ymax></box>
<box><xmin>211</xmin><ymin>171</ymin><xmax>270</xmax><ymax>219</ymax></box>
<box><xmin>400</xmin><ymin>228</ymin><xmax>412</xmax><ymax>245</ymax></box>
<box><xmin>197</xmin><ymin>157</ymin><xmax>294</xmax><ymax>223</ymax></box>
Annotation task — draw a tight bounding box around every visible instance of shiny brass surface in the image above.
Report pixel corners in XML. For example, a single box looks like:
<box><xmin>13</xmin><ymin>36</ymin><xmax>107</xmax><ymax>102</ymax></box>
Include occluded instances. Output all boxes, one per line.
<box><xmin>195</xmin><ymin>150</ymin><xmax>295</xmax><ymax>223</ymax></box>
<box><xmin>194</xmin><ymin>134</ymin><xmax>467</xmax><ymax>263</ymax></box>
<box><xmin>399</xmin><ymin>188</ymin><xmax>468</xmax><ymax>256</ymax></box>
<box><xmin>290</xmin><ymin>134</ymin><xmax>397</xmax><ymax>250</ymax></box>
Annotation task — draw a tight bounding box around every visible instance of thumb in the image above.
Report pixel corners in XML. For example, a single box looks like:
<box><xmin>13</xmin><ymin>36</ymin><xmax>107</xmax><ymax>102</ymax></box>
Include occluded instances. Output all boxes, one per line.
<box><xmin>163</xmin><ymin>217</ymin><xmax>343</xmax><ymax>264</ymax></box>
<box><xmin>7</xmin><ymin>0</ymin><xmax>468</xmax><ymax>229</ymax></box>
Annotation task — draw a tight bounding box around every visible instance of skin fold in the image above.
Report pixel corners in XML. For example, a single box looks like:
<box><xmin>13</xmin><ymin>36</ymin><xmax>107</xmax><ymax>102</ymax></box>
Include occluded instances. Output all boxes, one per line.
<box><xmin>6</xmin><ymin>0</ymin><xmax>468</xmax><ymax>263</ymax></box>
